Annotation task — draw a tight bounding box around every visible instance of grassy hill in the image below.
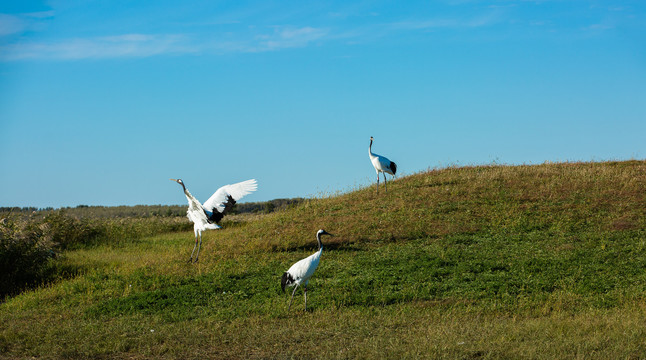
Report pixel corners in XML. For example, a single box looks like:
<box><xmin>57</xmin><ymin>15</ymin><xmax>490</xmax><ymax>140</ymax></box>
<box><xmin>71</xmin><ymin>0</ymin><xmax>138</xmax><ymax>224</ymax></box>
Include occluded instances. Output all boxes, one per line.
<box><xmin>1</xmin><ymin>160</ymin><xmax>645</xmax><ymax>359</ymax></box>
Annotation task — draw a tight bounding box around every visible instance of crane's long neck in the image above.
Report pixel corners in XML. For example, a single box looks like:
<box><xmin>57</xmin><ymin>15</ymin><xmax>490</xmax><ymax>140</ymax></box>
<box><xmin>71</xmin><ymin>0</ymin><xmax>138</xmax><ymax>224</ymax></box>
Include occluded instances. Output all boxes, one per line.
<box><xmin>316</xmin><ymin>233</ymin><xmax>323</xmax><ymax>251</ymax></box>
<box><xmin>180</xmin><ymin>183</ymin><xmax>193</xmax><ymax>199</ymax></box>
<box><xmin>182</xmin><ymin>187</ymin><xmax>200</xmax><ymax>207</ymax></box>
<box><xmin>369</xmin><ymin>139</ymin><xmax>376</xmax><ymax>159</ymax></box>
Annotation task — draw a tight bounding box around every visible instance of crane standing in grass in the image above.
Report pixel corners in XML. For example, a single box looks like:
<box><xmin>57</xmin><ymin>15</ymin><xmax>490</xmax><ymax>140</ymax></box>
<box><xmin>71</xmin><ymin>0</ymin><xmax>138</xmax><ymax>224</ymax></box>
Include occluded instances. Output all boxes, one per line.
<box><xmin>368</xmin><ymin>136</ymin><xmax>397</xmax><ymax>193</ymax></box>
<box><xmin>170</xmin><ymin>178</ymin><xmax>257</xmax><ymax>263</ymax></box>
<box><xmin>281</xmin><ymin>229</ymin><xmax>333</xmax><ymax>311</ymax></box>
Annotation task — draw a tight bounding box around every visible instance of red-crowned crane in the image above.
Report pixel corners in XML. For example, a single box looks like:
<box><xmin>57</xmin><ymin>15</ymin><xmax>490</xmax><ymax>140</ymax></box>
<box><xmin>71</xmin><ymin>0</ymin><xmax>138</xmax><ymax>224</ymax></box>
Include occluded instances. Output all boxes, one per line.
<box><xmin>281</xmin><ymin>229</ymin><xmax>333</xmax><ymax>311</ymax></box>
<box><xmin>170</xmin><ymin>178</ymin><xmax>257</xmax><ymax>263</ymax></box>
<box><xmin>368</xmin><ymin>136</ymin><xmax>397</xmax><ymax>193</ymax></box>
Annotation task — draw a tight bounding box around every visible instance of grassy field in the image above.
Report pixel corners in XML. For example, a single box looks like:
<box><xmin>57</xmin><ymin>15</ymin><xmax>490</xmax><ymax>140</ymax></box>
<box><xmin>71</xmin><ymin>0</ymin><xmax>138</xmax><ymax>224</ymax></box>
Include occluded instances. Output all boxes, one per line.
<box><xmin>1</xmin><ymin>160</ymin><xmax>645</xmax><ymax>359</ymax></box>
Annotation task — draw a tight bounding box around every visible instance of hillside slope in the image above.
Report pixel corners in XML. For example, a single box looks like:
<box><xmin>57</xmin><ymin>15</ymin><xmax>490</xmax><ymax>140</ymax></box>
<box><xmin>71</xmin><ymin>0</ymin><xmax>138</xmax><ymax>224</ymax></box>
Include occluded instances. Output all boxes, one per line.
<box><xmin>1</xmin><ymin>160</ymin><xmax>645</xmax><ymax>359</ymax></box>
<box><xmin>224</xmin><ymin>160</ymin><xmax>645</xmax><ymax>251</ymax></box>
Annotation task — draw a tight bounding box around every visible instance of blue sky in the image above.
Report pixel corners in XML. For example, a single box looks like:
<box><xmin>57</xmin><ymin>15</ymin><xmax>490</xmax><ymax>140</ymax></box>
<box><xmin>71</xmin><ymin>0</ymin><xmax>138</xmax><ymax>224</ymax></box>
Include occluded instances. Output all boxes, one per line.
<box><xmin>1</xmin><ymin>1</ymin><xmax>645</xmax><ymax>208</ymax></box>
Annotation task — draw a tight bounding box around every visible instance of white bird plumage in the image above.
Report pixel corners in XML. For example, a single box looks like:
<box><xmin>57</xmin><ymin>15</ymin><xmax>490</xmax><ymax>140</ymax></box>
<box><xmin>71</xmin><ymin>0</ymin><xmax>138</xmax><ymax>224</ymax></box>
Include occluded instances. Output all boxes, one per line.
<box><xmin>368</xmin><ymin>136</ymin><xmax>397</xmax><ymax>193</ymax></box>
<box><xmin>281</xmin><ymin>229</ymin><xmax>333</xmax><ymax>311</ymax></box>
<box><xmin>170</xmin><ymin>178</ymin><xmax>258</xmax><ymax>263</ymax></box>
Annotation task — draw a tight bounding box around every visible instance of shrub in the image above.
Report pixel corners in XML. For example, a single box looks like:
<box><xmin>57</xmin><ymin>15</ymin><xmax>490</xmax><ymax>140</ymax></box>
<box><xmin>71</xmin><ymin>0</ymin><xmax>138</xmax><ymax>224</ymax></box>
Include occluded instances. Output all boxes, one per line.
<box><xmin>0</xmin><ymin>217</ymin><xmax>56</xmax><ymax>299</ymax></box>
<box><xmin>0</xmin><ymin>211</ymin><xmax>194</xmax><ymax>300</ymax></box>
<box><xmin>42</xmin><ymin>211</ymin><xmax>104</xmax><ymax>250</ymax></box>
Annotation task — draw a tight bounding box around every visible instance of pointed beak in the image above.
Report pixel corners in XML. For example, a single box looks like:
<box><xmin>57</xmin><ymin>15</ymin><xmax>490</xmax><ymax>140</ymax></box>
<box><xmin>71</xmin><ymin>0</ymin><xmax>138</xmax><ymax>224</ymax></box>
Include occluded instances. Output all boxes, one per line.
<box><xmin>170</xmin><ymin>178</ymin><xmax>177</xmax><ymax>182</ymax></box>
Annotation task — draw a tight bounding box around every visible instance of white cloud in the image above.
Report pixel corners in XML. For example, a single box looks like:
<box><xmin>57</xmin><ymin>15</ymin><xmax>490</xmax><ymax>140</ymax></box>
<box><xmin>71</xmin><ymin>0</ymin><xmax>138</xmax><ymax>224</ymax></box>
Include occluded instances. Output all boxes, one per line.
<box><xmin>0</xmin><ymin>11</ymin><xmax>54</xmax><ymax>37</ymax></box>
<box><xmin>0</xmin><ymin>14</ymin><xmax>27</xmax><ymax>36</ymax></box>
<box><xmin>0</xmin><ymin>34</ymin><xmax>194</xmax><ymax>61</ymax></box>
<box><xmin>585</xmin><ymin>23</ymin><xmax>614</xmax><ymax>31</ymax></box>
<box><xmin>256</xmin><ymin>26</ymin><xmax>328</xmax><ymax>51</ymax></box>
<box><xmin>24</xmin><ymin>11</ymin><xmax>56</xmax><ymax>19</ymax></box>
<box><xmin>0</xmin><ymin>23</ymin><xmax>332</xmax><ymax>61</ymax></box>
<box><xmin>388</xmin><ymin>12</ymin><xmax>501</xmax><ymax>31</ymax></box>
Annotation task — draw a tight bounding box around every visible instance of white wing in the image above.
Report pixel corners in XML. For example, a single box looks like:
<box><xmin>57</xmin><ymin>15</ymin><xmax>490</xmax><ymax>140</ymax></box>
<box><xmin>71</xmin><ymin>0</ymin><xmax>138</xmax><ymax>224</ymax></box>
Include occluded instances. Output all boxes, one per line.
<box><xmin>287</xmin><ymin>250</ymin><xmax>322</xmax><ymax>283</ymax></box>
<box><xmin>202</xmin><ymin>179</ymin><xmax>258</xmax><ymax>214</ymax></box>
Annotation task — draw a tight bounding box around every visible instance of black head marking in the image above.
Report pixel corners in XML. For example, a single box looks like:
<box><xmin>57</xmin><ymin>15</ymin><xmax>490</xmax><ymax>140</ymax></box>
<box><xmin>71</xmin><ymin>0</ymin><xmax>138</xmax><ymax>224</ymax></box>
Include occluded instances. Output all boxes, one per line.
<box><xmin>171</xmin><ymin>178</ymin><xmax>186</xmax><ymax>191</ymax></box>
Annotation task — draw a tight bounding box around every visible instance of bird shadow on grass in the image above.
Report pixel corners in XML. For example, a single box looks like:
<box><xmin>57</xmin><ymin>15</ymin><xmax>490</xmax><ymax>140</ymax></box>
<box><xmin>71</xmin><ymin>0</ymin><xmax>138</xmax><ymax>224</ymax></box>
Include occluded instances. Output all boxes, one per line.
<box><xmin>278</xmin><ymin>234</ymin><xmax>444</xmax><ymax>254</ymax></box>
<box><xmin>281</xmin><ymin>241</ymin><xmax>364</xmax><ymax>253</ymax></box>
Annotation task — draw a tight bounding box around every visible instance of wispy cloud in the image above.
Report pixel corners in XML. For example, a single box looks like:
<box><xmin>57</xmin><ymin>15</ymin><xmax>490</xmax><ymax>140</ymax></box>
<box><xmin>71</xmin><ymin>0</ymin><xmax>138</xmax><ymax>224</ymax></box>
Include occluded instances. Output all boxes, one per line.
<box><xmin>388</xmin><ymin>12</ymin><xmax>501</xmax><ymax>31</ymax></box>
<box><xmin>584</xmin><ymin>23</ymin><xmax>614</xmax><ymax>31</ymax></box>
<box><xmin>0</xmin><ymin>25</ymin><xmax>331</xmax><ymax>61</ymax></box>
<box><xmin>0</xmin><ymin>14</ymin><xmax>28</xmax><ymax>36</ymax></box>
<box><xmin>330</xmin><ymin>12</ymin><xmax>503</xmax><ymax>45</ymax></box>
<box><xmin>0</xmin><ymin>34</ymin><xmax>193</xmax><ymax>61</ymax></box>
<box><xmin>24</xmin><ymin>11</ymin><xmax>56</xmax><ymax>19</ymax></box>
<box><xmin>4</xmin><ymin>0</ymin><xmax>631</xmax><ymax>62</ymax></box>
<box><xmin>0</xmin><ymin>11</ymin><xmax>54</xmax><ymax>36</ymax></box>
<box><xmin>254</xmin><ymin>26</ymin><xmax>328</xmax><ymax>51</ymax></box>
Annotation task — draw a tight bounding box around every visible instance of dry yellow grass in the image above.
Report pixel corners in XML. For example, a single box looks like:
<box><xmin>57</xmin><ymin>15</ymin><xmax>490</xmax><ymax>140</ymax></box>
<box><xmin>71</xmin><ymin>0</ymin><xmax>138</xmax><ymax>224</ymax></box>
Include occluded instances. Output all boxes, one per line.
<box><xmin>0</xmin><ymin>160</ymin><xmax>645</xmax><ymax>359</ymax></box>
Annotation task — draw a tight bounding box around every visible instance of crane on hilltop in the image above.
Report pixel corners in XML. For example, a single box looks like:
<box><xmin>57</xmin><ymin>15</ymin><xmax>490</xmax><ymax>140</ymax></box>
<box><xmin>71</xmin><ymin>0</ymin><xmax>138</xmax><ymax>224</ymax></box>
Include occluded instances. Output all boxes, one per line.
<box><xmin>368</xmin><ymin>136</ymin><xmax>397</xmax><ymax>193</ymax></box>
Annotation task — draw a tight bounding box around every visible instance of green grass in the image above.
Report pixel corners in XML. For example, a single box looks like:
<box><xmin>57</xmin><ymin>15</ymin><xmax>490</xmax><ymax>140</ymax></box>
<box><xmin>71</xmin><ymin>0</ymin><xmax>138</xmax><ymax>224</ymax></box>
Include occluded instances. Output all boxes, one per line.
<box><xmin>1</xmin><ymin>160</ymin><xmax>645</xmax><ymax>359</ymax></box>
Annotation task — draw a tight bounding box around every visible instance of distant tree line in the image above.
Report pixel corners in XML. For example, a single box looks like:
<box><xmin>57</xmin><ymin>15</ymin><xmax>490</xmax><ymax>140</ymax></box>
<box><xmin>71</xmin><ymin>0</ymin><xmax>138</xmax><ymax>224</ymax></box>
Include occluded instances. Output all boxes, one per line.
<box><xmin>230</xmin><ymin>198</ymin><xmax>305</xmax><ymax>215</ymax></box>
<box><xmin>0</xmin><ymin>198</ymin><xmax>305</xmax><ymax>220</ymax></box>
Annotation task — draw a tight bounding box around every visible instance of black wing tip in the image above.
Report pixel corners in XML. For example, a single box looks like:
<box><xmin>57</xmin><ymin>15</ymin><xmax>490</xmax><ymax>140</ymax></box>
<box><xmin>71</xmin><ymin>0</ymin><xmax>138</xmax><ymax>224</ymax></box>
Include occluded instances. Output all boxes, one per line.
<box><xmin>206</xmin><ymin>207</ymin><xmax>224</xmax><ymax>224</ymax></box>
<box><xmin>391</xmin><ymin>161</ymin><xmax>397</xmax><ymax>175</ymax></box>
<box><xmin>205</xmin><ymin>194</ymin><xmax>238</xmax><ymax>224</ymax></box>
<box><xmin>222</xmin><ymin>195</ymin><xmax>237</xmax><ymax>216</ymax></box>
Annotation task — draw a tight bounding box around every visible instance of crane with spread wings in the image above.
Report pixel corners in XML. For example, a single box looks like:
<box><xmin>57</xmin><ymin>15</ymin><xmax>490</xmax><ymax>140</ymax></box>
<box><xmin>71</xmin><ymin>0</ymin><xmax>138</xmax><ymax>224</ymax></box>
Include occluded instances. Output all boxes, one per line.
<box><xmin>170</xmin><ymin>178</ymin><xmax>258</xmax><ymax>263</ymax></box>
